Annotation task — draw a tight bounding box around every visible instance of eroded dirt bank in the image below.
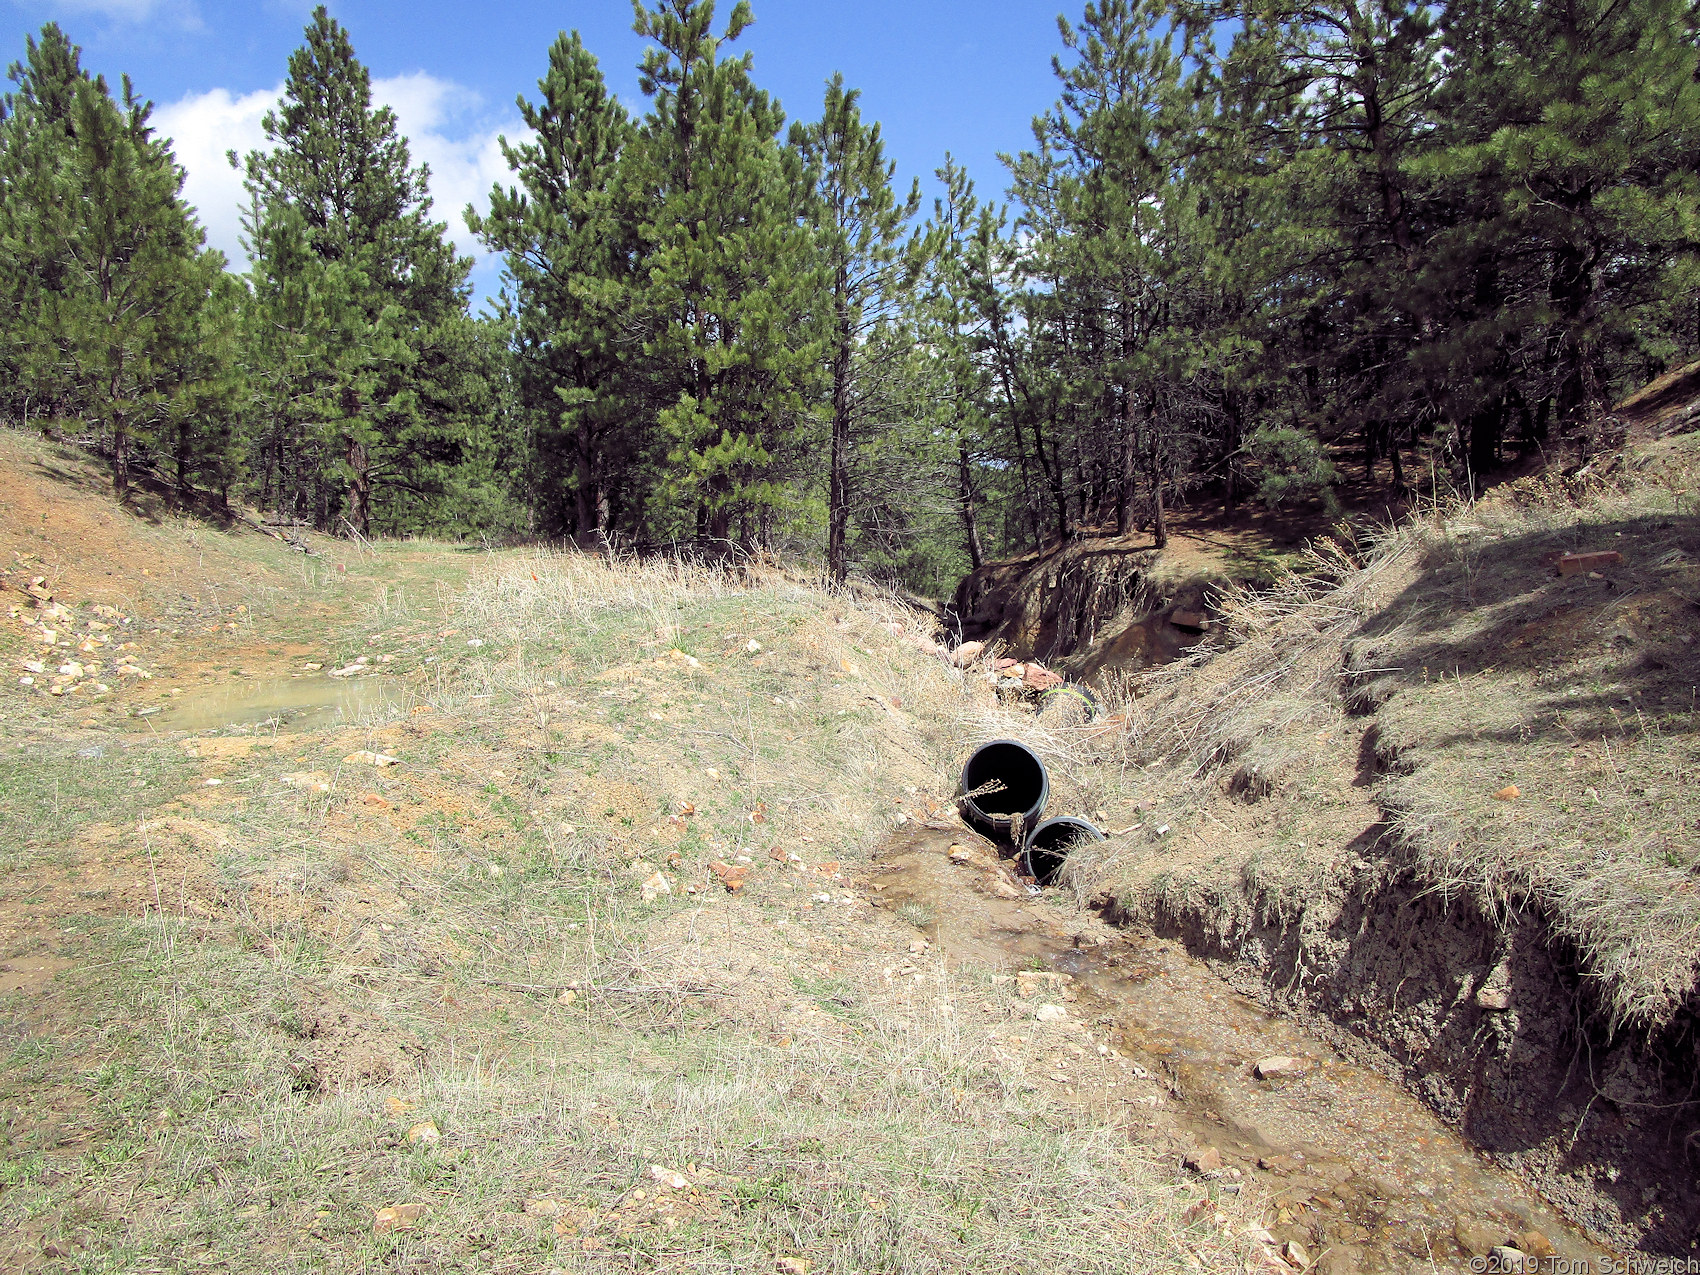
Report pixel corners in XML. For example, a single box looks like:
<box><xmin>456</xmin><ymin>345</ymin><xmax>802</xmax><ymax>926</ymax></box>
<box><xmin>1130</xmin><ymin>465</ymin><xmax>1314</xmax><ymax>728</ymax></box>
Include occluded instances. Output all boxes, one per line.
<box><xmin>1122</xmin><ymin>863</ymin><xmax>1700</xmax><ymax>1257</ymax></box>
<box><xmin>872</xmin><ymin>825</ymin><xmax>1613</xmax><ymax>1273</ymax></box>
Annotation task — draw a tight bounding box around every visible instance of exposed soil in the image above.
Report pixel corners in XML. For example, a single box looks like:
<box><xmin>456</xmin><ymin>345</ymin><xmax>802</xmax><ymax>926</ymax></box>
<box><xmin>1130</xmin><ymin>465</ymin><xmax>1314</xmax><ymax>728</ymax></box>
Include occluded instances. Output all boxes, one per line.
<box><xmin>869</xmin><ymin>825</ymin><xmax>1607</xmax><ymax>1273</ymax></box>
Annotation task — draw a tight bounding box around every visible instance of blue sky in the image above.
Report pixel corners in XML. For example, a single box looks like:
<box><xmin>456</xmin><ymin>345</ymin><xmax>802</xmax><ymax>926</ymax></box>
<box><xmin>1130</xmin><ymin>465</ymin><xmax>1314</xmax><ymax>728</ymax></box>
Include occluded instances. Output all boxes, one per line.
<box><xmin>3</xmin><ymin>1</ymin><xmax>1074</xmax><ymax>306</ymax></box>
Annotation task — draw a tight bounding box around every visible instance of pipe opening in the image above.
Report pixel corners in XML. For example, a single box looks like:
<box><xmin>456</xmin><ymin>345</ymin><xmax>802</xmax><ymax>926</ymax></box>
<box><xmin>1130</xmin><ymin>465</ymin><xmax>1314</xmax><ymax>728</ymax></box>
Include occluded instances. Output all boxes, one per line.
<box><xmin>1021</xmin><ymin>816</ymin><xmax>1105</xmax><ymax>886</ymax></box>
<box><xmin>959</xmin><ymin>739</ymin><xmax>1049</xmax><ymax>839</ymax></box>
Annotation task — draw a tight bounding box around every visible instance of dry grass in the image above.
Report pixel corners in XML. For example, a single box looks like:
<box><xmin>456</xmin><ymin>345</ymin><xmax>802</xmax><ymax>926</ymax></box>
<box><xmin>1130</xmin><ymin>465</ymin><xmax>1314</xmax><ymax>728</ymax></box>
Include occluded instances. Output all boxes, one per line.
<box><xmin>1</xmin><ymin>515</ymin><xmax>1261</xmax><ymax>1271</ymax></box>
<box><xmin>1075</xmin><ymin>433</ymin><xmax>1700</xmax><ymax>1031</ymax></box>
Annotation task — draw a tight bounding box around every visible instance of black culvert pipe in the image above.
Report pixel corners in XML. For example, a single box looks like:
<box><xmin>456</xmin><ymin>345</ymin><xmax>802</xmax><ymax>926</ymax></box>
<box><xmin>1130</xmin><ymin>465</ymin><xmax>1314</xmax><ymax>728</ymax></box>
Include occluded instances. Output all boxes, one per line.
<box><xmin>958</xmin><ymin>739</ymin><xmax>1050</xmax><ymax>840</ymax></box>
<box><xmin>1020</xmin><ymin>816</ymin><xmax>1105</xmax><ymax>886</ymax></box>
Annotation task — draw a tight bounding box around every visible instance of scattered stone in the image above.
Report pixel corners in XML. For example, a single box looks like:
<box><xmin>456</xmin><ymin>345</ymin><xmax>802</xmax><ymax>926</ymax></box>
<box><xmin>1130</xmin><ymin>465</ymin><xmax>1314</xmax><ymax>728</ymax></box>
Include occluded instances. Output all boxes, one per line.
<box><xmin>362</xmin><ymin>793</ymin><xmax>389</xmax><ymax>807</ymax></box>
<box><xmin>1493</xmin><ymin>784</ymin><xmax>1520</xmax><ymax>801</ymax></box>
<box><xmin>708</xmin><ymin>860</ymin><xmax>747</xmax><ymax>892</ymax></box>
<box><xmin>1281</xmin><ymin>1238</ymin><xmax>1311</xmax><ymax>1268</ymax></box>
<box><xmin>1253</xmin><ymin>1056</ymin><xmax>1308</xmax><ymax>1080</ymax></box>
<box><xmin>649</xmin><ymin>1164</ymin><xmax>689</xmax><ymax>1190</ymax></box>
<box><xmin>776</xmin><ymin>1260</ymin><xmax>811</xmax><ymax>1275</ymax></box>
<box><xmin>1170</xmin><ymin>608</ymin><xmax>1208</xmax><ymax>631</ymax></box>
<box><xmin>523</xmin><ymin>1197</ymin><xmax>565</xmax><ymax>1216</ymax></box>
<box><xmin>745</xmin><ymin>639</ymin><xmax>763</xmax><ymax>654</ymax></box>
<box><xmin>948</xmin><ymin>842</ymin><xmax>995</xmax><ymax>869</ymax></box>
<box><xmin>948</xmin><ymin>640</ymin><xmax>985</xmax><ymax>668</ymax></box>
<box><xmin>908</xmin><ymin>938</ymin><xmax>930</xmax><ymax>955</ymax></box>
<box><xmin>1519</xmin><ymin>1230</ymin><xmax>1556</xmax><ymax>1259</ymax></box>
<box><xmin>303</xmin><ymin>662</ymin><xmax>323</xmax><ymax>671</ymax></box>
<box><xmin>1489</xmin><ymin>1246</ymin><xmax>1530</xmax><ymax>1271</ymax></box>
<box><xmin>641</xmin><ymin>870</ymin><xmax>671</xmax><ymax>903</ymax></box>
<box><xmin>344</xmin><ymin>750</ymin><xmax>400</xmax><ymax>767</ymax></box>
<box><xmin>373</xmin><ymin>1202</ymin><xmax>426</xmax><ymax>1234</ymax></box>
<box><xmin>327</xmin><ymin>664</ymin><xmax>363</xmax><ymax>677</ymax></box>
<box><xmin>280</xmin><ymin>772</ymin><xmax>332</xmax><ymax>793</ymax></box>
<box><xmin>1453</xmin><ymin>1217</ymin><xmax>1501</xmax><ymax>1257</ymax></box>
<box><xmin>1475</xmin><ymin>985</ymin><xmax>1513</xmax><ymax>1011</ymax></box>
<box><xmin>1183</xmin><ymin>1146</ymin><xmax>1223</xmax><ymax>1174</ymax></box>
<box><xmin>1035</xmin><ymin>1003</ymin><xmax>1068</xmax><ymax>1022</ymax></box>
<box><xmin>1557</xmin><ymin>550</ymin><xmax>1622</xmax><ymax>575</ymax></box>
<box><xmin>558</xmin><ymin>989</ymin><xmax>578</xmax><ymax>1005</ymax></box>
<box><xmin>405</xmin><ymin>1121</ymin><xmax>440</xmax><ymax>1147</ymax></box>
<box><xmin>383</xmin><ymin>1095</ymin><xmax>417</xmax><ymax>1116</ymax></box>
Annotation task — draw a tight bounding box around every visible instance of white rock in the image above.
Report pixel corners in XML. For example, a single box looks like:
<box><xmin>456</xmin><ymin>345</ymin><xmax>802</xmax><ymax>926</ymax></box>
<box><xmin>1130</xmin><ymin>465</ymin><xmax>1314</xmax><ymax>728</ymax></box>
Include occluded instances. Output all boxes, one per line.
<box><xmin>1035</xmin><ymin>1004</ymin><xmax>1068</xmax><ymax>1022</ymax></box>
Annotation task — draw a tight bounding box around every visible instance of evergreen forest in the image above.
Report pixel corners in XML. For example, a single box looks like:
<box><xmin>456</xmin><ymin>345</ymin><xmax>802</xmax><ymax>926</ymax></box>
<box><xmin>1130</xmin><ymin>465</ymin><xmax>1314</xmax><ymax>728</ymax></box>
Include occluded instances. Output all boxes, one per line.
<box><xmin>3</xmin><ymin>0</ymin><xmax>1697</xmax><ymax>594</ymax></box>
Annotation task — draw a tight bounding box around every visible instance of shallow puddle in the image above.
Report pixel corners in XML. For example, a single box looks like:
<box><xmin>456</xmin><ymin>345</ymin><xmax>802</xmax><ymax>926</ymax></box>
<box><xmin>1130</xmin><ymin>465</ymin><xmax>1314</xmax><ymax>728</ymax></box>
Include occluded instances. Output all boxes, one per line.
<box><xmin>869</xmin><ymin>826</ymin><xmax>1608</xmax><ymax>1274</ymax></box>
<box><xmin>127</xmin><ymin>674</ymin><xmax>402</xmax><ymax>732</ymax></box>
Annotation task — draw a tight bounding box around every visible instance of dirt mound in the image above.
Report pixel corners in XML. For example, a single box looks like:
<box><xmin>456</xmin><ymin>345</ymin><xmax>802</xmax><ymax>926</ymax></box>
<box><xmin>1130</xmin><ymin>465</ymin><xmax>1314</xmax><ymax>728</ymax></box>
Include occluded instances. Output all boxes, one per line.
<box><xmin>1614</xmin><ymin>357</ymin><xmax>1700</xmax><ymax>439</ymax></box>
<box><xmin>1074</xmin><ymin>433</ymin><xmax>1700</xmax><ymax>1253</ymax></box>
<box><xmin>0</xmin><ymin>430</ymin><xmax>287</xmax><ymax>618</ymax></box>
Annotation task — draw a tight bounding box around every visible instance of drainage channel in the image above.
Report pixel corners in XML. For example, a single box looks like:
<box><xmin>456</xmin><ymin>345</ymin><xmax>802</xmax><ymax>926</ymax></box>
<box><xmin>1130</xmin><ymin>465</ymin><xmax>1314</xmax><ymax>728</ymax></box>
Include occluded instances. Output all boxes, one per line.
<box><xmin>868</xmin><ymin>826</ymin><xmax>1607</xmax><ymax>1275</ymax></box>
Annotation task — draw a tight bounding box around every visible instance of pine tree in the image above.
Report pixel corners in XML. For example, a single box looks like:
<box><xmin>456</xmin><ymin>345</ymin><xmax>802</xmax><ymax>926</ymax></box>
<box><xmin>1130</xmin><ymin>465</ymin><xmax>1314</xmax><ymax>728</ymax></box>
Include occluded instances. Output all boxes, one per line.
<box><xmin>625</xmin><ymin>0</ymin><xmax>825</xmax><ymax>547</ymax></box>
<box><xmin>237</xmin><ymin>5</ymin><xmax>479</xmax><ymax>536</ymax></box>
<box><xmin>792</xmin><ymin>74</ymin><xmax>925</xmax><ymax>582</ymax></box>
<box><xmin>468</xmin><ymin>31</ymin><xmax>637</xmax><ymax>540</ymax></box>
<box><xmin>1429</xmin><ymin>0</ymin><xmax>1700</xmax><ymax>459</ymax></box>
<box><xmin>0</xmin><ymin>23</ymin><xmax>229</xmax><ymax>499</ymax></box>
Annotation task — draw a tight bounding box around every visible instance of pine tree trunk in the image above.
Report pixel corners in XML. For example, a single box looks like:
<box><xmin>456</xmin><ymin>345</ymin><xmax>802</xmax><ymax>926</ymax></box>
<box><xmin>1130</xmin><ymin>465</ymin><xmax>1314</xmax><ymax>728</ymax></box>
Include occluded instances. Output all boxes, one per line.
<box><xmin>1148</xmin><ymin>427</ymin><xmax>1167</xmax><ymax>550</ymax></box>
<box><xmin>573</xmin><ymin>426</ymin><xmax>605</xmax><ymax>540</ymax></box>
<box><xmin>176</xmin><ymin>420</ymin><xmax>194</xmax><ymax>510</ymax></box>
<box><xmin>345</xmin><ymin>434</ymin><xmax>371</xmax><ymax>538</ymax></box>
<box><xmin>1116</xmin><ymin>383</ymin><xmax>1137</xmax><ymax>537</ymax></box>
<box><xmin>958</xmin><ymin>444</ymin><xmax>984</xmax><ymax>570</ymax></box>
<box><xmin>112</xmin><ymin>418</ymin><xmax>130</xmax><ymax>501</ymax></box>
<box><xmin>827</xmin><ymin>287</ymin><xmax>851</xmax><ymax>585</ymax></box>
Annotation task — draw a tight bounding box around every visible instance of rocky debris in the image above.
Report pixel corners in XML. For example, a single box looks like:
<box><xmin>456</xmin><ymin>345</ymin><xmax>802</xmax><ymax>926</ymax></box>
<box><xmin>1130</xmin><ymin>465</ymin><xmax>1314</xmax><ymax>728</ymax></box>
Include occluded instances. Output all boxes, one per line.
<box><xmin>1280</xmin><ymin>1238</ymin><xmax>1311</xmax><ymax>1268</ymax></box>
<box><xmin>1183</xmin><ymin>1146</ymin><xmax>1224</xmax><ymax>1174</ymax></box>
<box><xmin>947</xmin><ymin>640</ymin><xmax>985</xmax><ymax>668</ymax></box>
<box><xmin>1557</xmin><ymin>550</ymin><xmax>1622</xmax><ymax>575</ymax></box>
<box><xmin>1452</xmin><ymin>1217</ymin><xmax>1502</xmax><ymax>1256</ymax></box>
<box><xmin>1014</xmin><ymin>970</ymin><xmax>1073</xmax><ymax>999</ymax></box>
<box><xmin>280</xmin><ymin>771</ymin><xmax>332</xmax><ymax>793</ymax></box>
<box><xmin>649</xmin><ymin>1164</ymin><xmax>689</xmax><ymax>1190</ymax></box>
<box><xmin>1253</xmin><ymin>1056</ymin><xmax>1308</xmax><ymax>1080</ymax></box>
<box><xmin>372</xmin><ymin>1202</ymin><xmax>426</xmax><ymax>1234</ymax></box>
<box><xmin>1475</xmin><ymin>984</ymin><xmax>1513</xmax><ymax>1011</ymax></box>
<box><xmin>404</xmin><ymin>1121</ymin><xmax>440</xmax><ymax>1147</ymax></box>
<box><xmin>1493</xmin><ymin>784</ymin><xmax>1521</xmax><ymax>801</ymax></box>
<box><xmin>344</xmin><ymin>750</ymin><xmax>400</xmax><ymax>767</ymax></box>
<box><xmin>947</xmin><ymin>841</ymin><xmax>997</xmax><ymax>869</ymax></box>
<box><xmin>641</xmin><ymin>870</ymin><xmax>672</xmax><ymax>902</ymax></box>
<box><xmin>1518</xmin><ymin>1230</ymin><xmax>1555</xmax><ymax>1259</ymax></box>
<box><xmin>1489</xmin><ymin>1246</ymin><xmax>1531</xmax><ymax>1271</ymax></box>
<box><xmin>708</xmin><ymin>860</ymin><xmax>748</xmax><ymax>892</ymax></box>
<box><xmin>1035</xmin><ymin>1003</ymin><xmax>1068</xmax><ymax>1022</ymax></box>
<box><xmin>776</xmin><ymin>1260</ymin><xmax>812</xmax><ymax>1275</ymax></box>
<box><xmin>1170</xmin><ymin>608</ymin><xmax>1209</xmax><ymax>632</ymax></box>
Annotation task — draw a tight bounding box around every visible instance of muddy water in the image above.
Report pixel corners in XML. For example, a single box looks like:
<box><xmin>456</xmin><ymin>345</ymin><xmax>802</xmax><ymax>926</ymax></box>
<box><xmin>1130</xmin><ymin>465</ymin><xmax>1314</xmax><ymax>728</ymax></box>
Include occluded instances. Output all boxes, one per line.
<box><xmin>870</xmin><ymin>828</ymin><xmax>1608</xmax><ymax>1274</ymax></box>
<box><xmin>127</xmin><ymin>674</ymin><xmax>402</xmax><ymax>732</ymax></box>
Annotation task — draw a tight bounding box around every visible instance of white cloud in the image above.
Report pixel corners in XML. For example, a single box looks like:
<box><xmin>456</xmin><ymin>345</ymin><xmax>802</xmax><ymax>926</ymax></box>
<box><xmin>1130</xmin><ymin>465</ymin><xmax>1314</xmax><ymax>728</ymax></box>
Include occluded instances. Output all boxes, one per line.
<box><xmin>152</xmin><ymin>71</ymin><xmax>522</xmax><ymax>278</ymax></box>
<box><xmin>152</xmin><ymin>83</ymin><xmax>276</xmax><ymax>266</ymax></box>
<box><xmin>370</xmin><ymin>72</ymin><xmax>519</xmax><ymax>263</ymax></box>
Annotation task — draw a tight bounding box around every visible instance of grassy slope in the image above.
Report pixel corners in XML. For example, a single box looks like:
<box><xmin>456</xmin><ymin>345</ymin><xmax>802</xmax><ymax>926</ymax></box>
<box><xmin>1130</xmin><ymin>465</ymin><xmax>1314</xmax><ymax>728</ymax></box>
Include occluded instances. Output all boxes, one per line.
<box><xmin>0</xmin><ymin>433</ymin><xmax>1257</xmax><ymax>1273</ymax></box>
<box><xmin>1083</xmin><ymin>433</ymin><xmax>1700</xmax><ymax>1032</ymax></box>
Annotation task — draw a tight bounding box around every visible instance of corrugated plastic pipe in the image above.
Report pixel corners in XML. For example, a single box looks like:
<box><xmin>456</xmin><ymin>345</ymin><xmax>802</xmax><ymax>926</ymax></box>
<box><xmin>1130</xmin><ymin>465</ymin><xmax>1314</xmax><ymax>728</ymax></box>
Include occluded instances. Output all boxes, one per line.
<box><xmin>958</xmin><ymin>738</ymin><xmax>1049</xmax><ymax>840</ymax></box>
<box><xmin>1020</xmin><ymin>815</ymin><xmax>1105</xmax><ymax>886</ymax></box>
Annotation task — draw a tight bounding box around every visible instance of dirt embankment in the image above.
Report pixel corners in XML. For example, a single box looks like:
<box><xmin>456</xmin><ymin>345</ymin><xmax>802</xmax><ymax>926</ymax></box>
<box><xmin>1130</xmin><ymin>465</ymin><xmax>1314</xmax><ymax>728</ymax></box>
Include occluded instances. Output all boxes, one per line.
<box><xmin>1076</xmin><ymin>426</ymin><xmax>1700</xmax><ymax>1255</ymax></box>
